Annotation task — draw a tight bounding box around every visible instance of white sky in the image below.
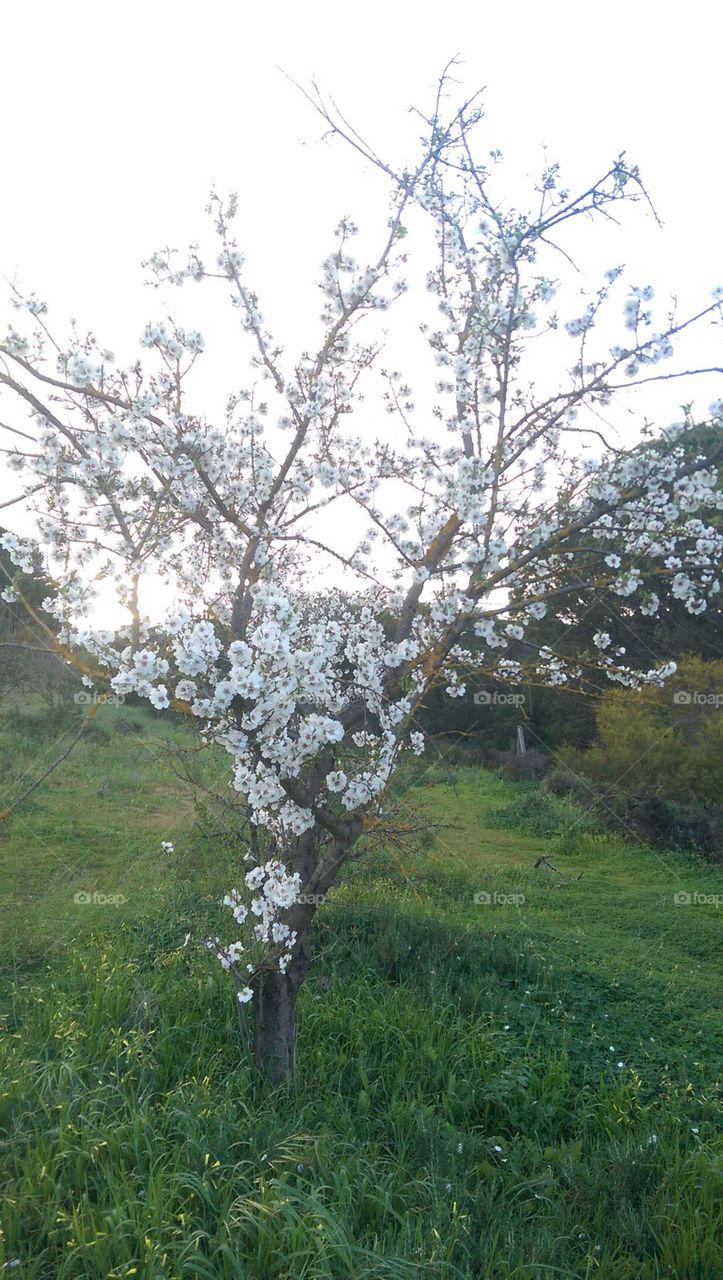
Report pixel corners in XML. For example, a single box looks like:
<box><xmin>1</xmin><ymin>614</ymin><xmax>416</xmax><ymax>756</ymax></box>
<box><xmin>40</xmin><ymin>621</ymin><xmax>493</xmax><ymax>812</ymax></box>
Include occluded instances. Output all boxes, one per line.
<box><xmin>1</xmin><ymin>0</ymin><xmax>721</xmax><ymax>623</ymax></box>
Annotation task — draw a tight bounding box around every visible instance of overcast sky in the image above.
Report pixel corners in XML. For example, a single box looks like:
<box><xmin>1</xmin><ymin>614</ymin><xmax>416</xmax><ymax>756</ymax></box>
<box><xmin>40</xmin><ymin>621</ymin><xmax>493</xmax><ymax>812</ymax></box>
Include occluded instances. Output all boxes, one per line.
<box><xmin>1</xmin><ymin>0</ymin><xmax>721</xmax><ymax>620</ymax></box>
<box><xmin>2</xmin><ymin>1</ymin><xmax>720</xmax><ymax>330</ymax></box>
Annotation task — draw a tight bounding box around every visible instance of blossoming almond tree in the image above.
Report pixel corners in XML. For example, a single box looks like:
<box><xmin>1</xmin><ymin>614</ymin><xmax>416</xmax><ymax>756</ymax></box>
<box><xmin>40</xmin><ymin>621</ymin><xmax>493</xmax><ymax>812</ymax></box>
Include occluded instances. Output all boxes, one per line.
<box><xmin>1</xmin><ymin>76</ymin><xmax>721</xmax><ymax>1078</ymax></box>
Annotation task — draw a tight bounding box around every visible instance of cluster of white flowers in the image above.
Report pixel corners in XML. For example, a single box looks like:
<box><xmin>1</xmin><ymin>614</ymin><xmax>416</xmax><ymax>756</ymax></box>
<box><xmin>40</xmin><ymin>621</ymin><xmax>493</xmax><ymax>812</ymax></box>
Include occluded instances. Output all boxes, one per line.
<box><xmin>623</xmin><ymin>285</ymin><xmax>654</xmax><ymax>331</ymax></box>
<box><xmin>565</xmin><ymin>304</ymin><xmax>596</xmax><ymax>337</ymax></box>
<box><xmin>474</xmin><ymin>617</ymin><xmax>507</xmax><ymax>648</ymax></box>
<box><xmin>0</xmin><ymin>531</ymin><xmax>35</xmax><ymax>574</ymax></box>
<box><xmin>111</xmin><ymin>647</ymin><xmax>170</xmax><ymax>707</ymax></box>
<box><xmin>217</xmin><ymin>248</ymin><xmax>244</xmax><ymax>277</ymax></box>
<box><xmin>60</xmin><ymin>352</ymin><xmax>105</xmax><ymax>387</ymax></box>
<box><xmin>141</xmin><ymin>322</ymin><xmax>205</xmax><ymax>358</ymax></box>
<box><xmin>207</xmin><ymin>858</ymin><xmax>301</xmax><ymax>994</ymax></box>
<box><xmin>3</xmin><ymin>327</ymin><xmax>29</xmax><ymax>356</ymax></box>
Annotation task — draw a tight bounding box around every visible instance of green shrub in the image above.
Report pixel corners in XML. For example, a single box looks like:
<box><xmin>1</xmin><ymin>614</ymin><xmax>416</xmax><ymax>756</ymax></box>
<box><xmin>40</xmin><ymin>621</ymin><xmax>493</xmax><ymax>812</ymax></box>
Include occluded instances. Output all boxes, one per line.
<box><xmin>4</xmin><ymin>701</ymin><xmax>83</xmax><ymax>741</ymax></box>
<box><xmin>542</xmin><ymin>771</ymin><xmax>723</xmax><ymax>862</ymax></box>
<box><xmin>432</xmin><ymin>739</ymin><xmax>501</xmax><ymax>768</ymax></box>
<box><xmin>610</xmin><ymin>788</ymin><xmax>723</xmax><ymax>862</ymax></box>
<box><xmin>495</xmin><ymin>790</ymin><xmax>602</xmax><ymax>840</ymax></box>
<box><xmin>496</xmin><ymin>747</ymin><xmax>549</xmax><ymax>782</ymax></box>
<box><xmin>563</xmin><ymin>655</ymin><xmax>723</xmax><ymax>804</ymax></box>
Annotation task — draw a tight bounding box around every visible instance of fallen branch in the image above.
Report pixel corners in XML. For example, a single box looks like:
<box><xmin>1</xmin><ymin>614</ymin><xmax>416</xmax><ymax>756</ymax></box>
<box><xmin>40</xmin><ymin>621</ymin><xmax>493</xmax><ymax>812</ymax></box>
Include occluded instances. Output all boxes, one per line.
<box><xmin>534</xmin><ymin>854</ymin><xmax>583</xmax><ymax>882</ymax></box>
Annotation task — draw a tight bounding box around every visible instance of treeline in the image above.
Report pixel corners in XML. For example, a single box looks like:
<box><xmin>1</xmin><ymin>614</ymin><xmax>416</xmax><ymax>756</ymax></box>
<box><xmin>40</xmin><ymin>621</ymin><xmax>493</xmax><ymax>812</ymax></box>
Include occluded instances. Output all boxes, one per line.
<box><xmin>417</xmin><ymin>423</ymin><xmax>723</xmax><ymax>859</ymax></box>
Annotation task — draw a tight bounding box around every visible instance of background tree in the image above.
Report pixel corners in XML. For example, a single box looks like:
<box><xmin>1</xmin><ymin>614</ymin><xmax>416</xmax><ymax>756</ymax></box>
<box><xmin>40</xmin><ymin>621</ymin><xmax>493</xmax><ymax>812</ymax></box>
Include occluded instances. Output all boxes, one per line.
<box><xmin>510</xmin><ymin>421</ymin><xmax>722</xmax><ymax>750</ymax></box>
<box><xmin>0</xmin><ymin>524</ymin><xmax>74</xmax><ymax>706</ymax></box>
<box><xmin>1</xmin><ymin>76</ymin><xmax>721</xmax><ymax>1078</ymax></box>
<box><xmin>419</xmin><ymin>418</ymin><xmax>722</xmax><ymax>753</ymax></box>
<box><xmin>513</xmin><ymin>421</ymin><xmax>723</xmax><ymax>670</ymax></box>
<box><xmin>560</xmin><ymin>653</ymin><xmax>723</xmax><ymax>804</ymax></box>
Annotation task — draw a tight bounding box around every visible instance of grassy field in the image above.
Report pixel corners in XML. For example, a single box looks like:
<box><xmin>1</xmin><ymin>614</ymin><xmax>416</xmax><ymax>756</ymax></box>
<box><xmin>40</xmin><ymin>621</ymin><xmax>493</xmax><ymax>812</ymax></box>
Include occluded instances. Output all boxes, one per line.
<box><xmin>0</xmin><ymin>703</ymin><xmax>721</xmax><ymax>1278</ymax></box>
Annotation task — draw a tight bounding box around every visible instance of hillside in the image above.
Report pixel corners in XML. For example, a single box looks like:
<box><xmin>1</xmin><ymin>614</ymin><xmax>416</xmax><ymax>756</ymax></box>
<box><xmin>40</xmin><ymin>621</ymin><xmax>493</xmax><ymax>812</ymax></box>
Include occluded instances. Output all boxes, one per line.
<box><xmin>0</xmin><ymin>705</ymin><xmax>721</xmax><ymax>1278</ymax></box>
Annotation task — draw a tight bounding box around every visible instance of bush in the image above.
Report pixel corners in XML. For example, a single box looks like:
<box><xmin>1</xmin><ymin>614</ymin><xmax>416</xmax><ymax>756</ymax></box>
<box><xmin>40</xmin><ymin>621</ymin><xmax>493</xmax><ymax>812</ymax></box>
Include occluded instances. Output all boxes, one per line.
<box><xmin>496</xmin><ymin>748</ymin><xmax>549</xmax><ymax>782</ymax></box>
<box><xmin>429</xmin><ymin>739</ymin><xmax>502</xmax><ymax>769</ymax></box>
<box><xmin>609</xmin><ymin>788</ymin><xmax>723</xmax><ymax>863</ymax></box>
<box><xmin>542</xmin><ymin>766</ymin><xmax>587</xmax><ymax>800</ymax></box>
<box><xmin>495</xmin><ymin>789</ymin><xmax>601</xmax><ymax>839</ymax></box>
<box><xmin>562</xmin><ymin>655</ymin><xmax>723</xmax><ymax>804</ymax></box>
<box><xmin>668</xmin><ymin>801</ymin><xmax>723</xmax><ymax>862</ymax></box>
<box><xmin>5</xmin><ymin>701</ymin><xmax>83</xmax><ymax>742</ymax></box>
<box><xmin>113</xmin><ymin>716</ymin><xmax>146</xmax><ymax>736</ymax></box>
<box><xmin>541</xmin><ymin>774</ymin><xmax>723</xmax><ymax>864</ymax></box>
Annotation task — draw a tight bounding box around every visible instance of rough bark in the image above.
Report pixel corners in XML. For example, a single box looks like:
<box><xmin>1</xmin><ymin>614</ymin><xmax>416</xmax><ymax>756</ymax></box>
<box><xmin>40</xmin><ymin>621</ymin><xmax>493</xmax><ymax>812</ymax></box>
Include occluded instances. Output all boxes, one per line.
<box><xmin>250</xmin><ymin>819</ymin><xmax>352</xmax><ymax>1080</ymax></box>
<box><xmin>252</xmin><ymin>932</ymin><xmax>312</xmax><ymax>1081</ymax></box>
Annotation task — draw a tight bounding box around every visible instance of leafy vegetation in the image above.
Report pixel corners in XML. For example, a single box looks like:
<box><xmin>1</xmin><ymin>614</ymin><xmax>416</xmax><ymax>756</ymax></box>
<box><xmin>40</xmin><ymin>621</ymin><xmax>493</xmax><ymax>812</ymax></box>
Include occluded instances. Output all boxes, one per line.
<box><xmin>562</xmin><ymin>655</ymin><xmax>723</xmax><ymax>804</ymax></box>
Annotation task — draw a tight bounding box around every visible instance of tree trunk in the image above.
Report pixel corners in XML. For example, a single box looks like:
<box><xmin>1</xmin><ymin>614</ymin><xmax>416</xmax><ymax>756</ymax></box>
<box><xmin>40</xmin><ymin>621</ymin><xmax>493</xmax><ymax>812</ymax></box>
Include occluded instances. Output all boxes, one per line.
<box><xmin>250</xmin><ymin>825</ymin><xmax>349</xmax><ymax>1081</ymax></box>
<box><xmin>252</xmin><ymin>935</ymin><xmax>311</xmax><ymax>1081</ymax></box>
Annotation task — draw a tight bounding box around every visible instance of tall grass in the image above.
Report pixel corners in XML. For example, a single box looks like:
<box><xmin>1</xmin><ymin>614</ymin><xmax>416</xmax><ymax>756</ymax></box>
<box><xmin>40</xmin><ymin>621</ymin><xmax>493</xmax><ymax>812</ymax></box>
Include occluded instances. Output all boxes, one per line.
<box><xmin>0</xmin><ymin>723</ymin><xmax>721</xmax><ymax>1277</ymax></box>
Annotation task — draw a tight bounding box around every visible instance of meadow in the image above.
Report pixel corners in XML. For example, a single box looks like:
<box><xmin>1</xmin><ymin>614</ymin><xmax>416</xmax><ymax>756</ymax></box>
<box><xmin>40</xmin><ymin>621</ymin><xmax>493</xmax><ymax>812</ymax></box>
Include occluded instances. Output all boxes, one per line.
<box><xmin>0</xmin><ymin>701</ymin><xmax>721</xmax><ymax>1279</ymax></box>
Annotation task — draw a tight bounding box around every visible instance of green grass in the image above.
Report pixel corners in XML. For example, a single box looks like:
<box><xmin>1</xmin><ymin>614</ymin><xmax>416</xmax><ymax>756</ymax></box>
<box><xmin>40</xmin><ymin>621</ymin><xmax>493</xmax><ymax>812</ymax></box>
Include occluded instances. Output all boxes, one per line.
<box><xmin>0</xmin><ymin>714</ymin><xmax>721</xmax><ymax>1278</ymax></box>
<box><xmin>0</xmin><ymin>699</ymin><xmax>202</xmax><ymax>967</ymax></box>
